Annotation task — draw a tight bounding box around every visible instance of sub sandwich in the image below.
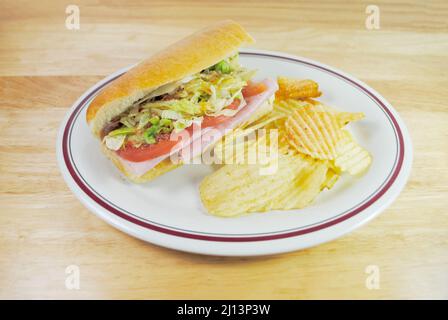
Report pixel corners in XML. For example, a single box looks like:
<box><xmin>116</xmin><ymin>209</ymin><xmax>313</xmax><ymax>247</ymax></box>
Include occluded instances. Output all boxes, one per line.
<box><xmin>86</xmin><ymin>20</ymin><xmax>278</xmax><ymax>183</ymax></box>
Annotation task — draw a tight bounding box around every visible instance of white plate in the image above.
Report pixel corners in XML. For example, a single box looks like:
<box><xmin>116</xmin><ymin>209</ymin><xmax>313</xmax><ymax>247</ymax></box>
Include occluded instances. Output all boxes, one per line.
<box><xmin>57</xmin><ymin>49</ymin><xmax>412</xmax><ymax>256</ymax></box>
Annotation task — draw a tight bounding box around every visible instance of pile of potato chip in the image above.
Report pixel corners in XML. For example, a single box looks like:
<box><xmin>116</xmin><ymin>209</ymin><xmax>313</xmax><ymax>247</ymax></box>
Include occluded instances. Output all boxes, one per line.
<box><xmin>200</xmin><ymin>77</ymin><xmax>372</xmax><ymax>217</ymax></box>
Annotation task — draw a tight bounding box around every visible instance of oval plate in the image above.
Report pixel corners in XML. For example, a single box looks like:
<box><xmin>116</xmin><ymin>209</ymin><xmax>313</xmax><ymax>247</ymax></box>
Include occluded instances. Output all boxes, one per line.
<box><xmin>57</xmin><ymin>49</ymin><xmax>412</xmax><ymax>256</ymax></box>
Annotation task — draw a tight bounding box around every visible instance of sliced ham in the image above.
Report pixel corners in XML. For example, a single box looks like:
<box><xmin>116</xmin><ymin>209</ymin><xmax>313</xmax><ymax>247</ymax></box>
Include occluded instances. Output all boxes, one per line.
<box><xmin>117</xmin><ymin>78</ymin><xmax>278</xmax><ymax>176</ymax></box>
<box><xmin>181</xmin><ymin>78</ymin><xmax>278</xmax><ymax>162</ymax></box>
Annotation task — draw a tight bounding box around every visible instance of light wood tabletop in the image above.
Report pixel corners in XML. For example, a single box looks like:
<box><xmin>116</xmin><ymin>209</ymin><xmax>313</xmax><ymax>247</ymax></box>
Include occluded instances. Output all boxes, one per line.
<box><xmin>1</xmin><ymin>0</ymin><xmax>447</xmax><ymax>299</ymax></box>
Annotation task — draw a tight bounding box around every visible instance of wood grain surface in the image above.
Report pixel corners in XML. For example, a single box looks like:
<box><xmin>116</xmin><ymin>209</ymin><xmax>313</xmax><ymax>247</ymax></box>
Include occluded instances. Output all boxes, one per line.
<box><xmin>0</xmin><ymin>0</ymin><xmax>447</xmax><ymax>299</ymax></box>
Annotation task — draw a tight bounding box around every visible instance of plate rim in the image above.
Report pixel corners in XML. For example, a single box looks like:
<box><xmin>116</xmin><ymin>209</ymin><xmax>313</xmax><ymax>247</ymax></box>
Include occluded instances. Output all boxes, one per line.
<box><xmin>57</xmin><ymin>49</ymin><xmax>413</xmax><ymax>254</ymax></box>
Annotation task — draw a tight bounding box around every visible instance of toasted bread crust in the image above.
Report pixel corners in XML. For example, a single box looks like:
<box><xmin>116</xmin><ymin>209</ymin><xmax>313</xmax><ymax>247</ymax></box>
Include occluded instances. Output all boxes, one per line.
<box><xmin>86</xmin><ymin>20</ymin><xmax>254</xmax><ymax>137</ymax></box>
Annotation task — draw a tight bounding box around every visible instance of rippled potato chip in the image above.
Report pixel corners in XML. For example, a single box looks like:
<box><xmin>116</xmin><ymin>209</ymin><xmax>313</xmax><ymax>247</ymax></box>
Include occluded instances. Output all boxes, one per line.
<box><xmin>200</xmin><ymin>149</ymin><xmax>329</xmax><ymax>217</ymax></box>
<box><xmin>276</xmin><ymin>77</ymin><xmax>322</xmax><ymax>100</ymax></box>
<box><xmin>276</xmin><ymin>99</ymin><xmax>364</xmax><ymax>127</ymax></box>
<box><xmin>321</xmin><ymin>168</ymin><xmax>340</xmax><ymax>190</ymax></box>
<box><xmin>334</xmin><ymin>131</ymin><xmax>372</xmax><ymax>175</ymax></box>
<box><xmin>276</xmin><ymin>99</ymin><xmax>318</xmax><ymax>116</ymax></box>
<box><xmin>336</xmin><ymin>112</ymin><xmax>365</xmax><ymax>127</ymax></box>
<box><xmin>269</xmin><ymin>158</ymin><xmax>329</xmax><ymax>211</ymax></box>
<box><xmin>212</xmin><ymin>112</ymin><xmax>282</xmax><ymax>164</ymax></box>
<box><xmin>279</xmin><ymin>99</ymin><xmax>364</xmax><ymax>125</ymax></box>
<box><xmin>279</xmin><ymin>98</ymin><xmax>366</xmax><ymax>161</ymax></box>
<box><xmin>212</xmin><ymin>128</ymin><xmax>258</xmax><ymax>165</ymax></box>
<box><xmin>285</xmin><ymin>108</ymin><xmax>343</xmax><ymax>160</ymax></box>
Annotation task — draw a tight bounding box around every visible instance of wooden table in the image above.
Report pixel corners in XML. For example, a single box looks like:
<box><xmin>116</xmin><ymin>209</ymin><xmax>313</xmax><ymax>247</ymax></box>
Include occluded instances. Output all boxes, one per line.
<box><xmin>1</xmin><ymin>0</ymin><xmax>447</xmax><ymax>299</ymax></box>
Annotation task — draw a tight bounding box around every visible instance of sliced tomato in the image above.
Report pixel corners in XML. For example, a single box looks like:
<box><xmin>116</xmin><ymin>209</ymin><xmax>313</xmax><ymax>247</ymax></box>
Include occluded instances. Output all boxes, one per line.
<box><xmin>117</xmin><ymin>137</ymin><xmax>179</xmax><ymax>162</ymax></box>
<box><xmin>242</xmin><ymin>81</ymin><xmax>267</xmax><ymax>97</ymax></box>
<box><xmin>201</xmin><ymin>98</ymin><xmax>241</xmax><ymax>128</ymax></box>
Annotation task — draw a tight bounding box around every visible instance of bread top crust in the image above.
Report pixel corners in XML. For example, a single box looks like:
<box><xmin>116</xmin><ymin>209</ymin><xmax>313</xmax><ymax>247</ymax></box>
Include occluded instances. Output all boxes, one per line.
<box><xmin>86</xmin><ymin>20</ymin><xmax>255</xmax><ymax>137</ymax></box>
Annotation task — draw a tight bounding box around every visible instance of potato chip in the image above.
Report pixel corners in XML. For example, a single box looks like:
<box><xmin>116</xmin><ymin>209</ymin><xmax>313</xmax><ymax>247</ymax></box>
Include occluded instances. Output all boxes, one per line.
<box><xmin>336</xmin><ymin>112</ymin><xmax>365</xmax><ymax>127</ymax></box>
<box><xmin>271</xmin><ymin>100</ymin><xmax>314</xmax><ymax>142</ymax></box>
<box><xmin>276</xmin><ymin>77</ymin><xmax>321</xmax><ymax>100</ymax></box>
<box><xmin>334</xmin><ymin>130</ymin><xmax>372</xmax><ymax>175</ymax></box>
<box><xmin>285</xmin><ymin>108</ymin><xmax>343</xmax><ymax>160</ymax></box>
<box><xmin>303</xmin><ymin>101</ymin><xmax>365</xmax><ymax>127</ymax></box>
<box><xmin>274</xmin><ymin>99</ymin><xmax>312</xmax><ymax>118</ymax></box>
<box><xmin>212</xmin><ymin>128</ymin><xmax>258</xmax><ymax>164</ymax></box>
<box><xmin>212</xmin><ymin>112</ymin><xmax>282</xmax><ymax>164</ymax></box>
<box><xmin>321</xmin><ymin>167</ymin><xmax>340</xmax><ymax>190</ymax></box>
<box><xmin>199</xmin><ymin>150</ymin><xmax>329</xmax><ymax>216</ymax></box>
<box><xmin>269</xmin><ymin>158</ymin><xmax>329</xmax><ymax>210</ymax></box>
<box><xmin>277</xmin><ymin>99</ymin><xmax>365</xmax><ymax>127</ymax></box>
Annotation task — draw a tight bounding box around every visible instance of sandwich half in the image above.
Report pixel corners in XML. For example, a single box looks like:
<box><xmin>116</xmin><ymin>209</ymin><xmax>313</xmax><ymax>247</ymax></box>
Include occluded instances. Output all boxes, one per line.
<box><xmin>86</xmin><ymin>20</ymin><xmax>278</xmax><ymax>183</ymax></box>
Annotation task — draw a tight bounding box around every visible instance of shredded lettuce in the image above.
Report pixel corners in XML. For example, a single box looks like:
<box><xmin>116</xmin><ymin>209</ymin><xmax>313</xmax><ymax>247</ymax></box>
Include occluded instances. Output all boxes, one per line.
<box><xmin>108</xmin><ymin>127</ymin><xmax>136</xmax><ymax>136</ymax></box>
<box><xmin>137</xmin><ymin>114</ymin><xmax>151</xmax><ymax>129</ymax></box>
<box><xmin>173</xmin><ymin>119</ymin><xmax>192</xmax><ymax>132</ymax></box>
<box><xmin>104</xmin><ymin>135</ymin><xmax>126</xmax><ymax>151</ymax></box>
<box><xmin>173</xmin><ymin>117</ymin><xmax>203</xmax><ymax>132</ymax></box>
<box><xmin>160</xmin><ymin>110</ymin><xmax>182</xmax><ymax>120</ymax></box>
<box><xmin>143</xmin><ymin>99</ymin><xmax>202</xmax><ymax>116</ymax></box>
<box><xmin>212</xmin><ymin>96</ymin><xmax>246</xmax><ymax>117</ymax></box>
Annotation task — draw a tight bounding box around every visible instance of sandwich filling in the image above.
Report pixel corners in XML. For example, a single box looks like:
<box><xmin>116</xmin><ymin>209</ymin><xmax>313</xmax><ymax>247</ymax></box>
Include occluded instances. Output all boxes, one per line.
<box><xmin>99</xmin><ymin>54</ymin><xmax>279</xmax><ymax>179</ymax></box>
<box><xmin>116</xmin><ymin>79</ymin><xmax>278</xmax><ymax>177</ymax></box>
<box><xmin>101</xmin><ymin>53</ymin><xmax>266</xmax><ymax>162</ymax></box>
